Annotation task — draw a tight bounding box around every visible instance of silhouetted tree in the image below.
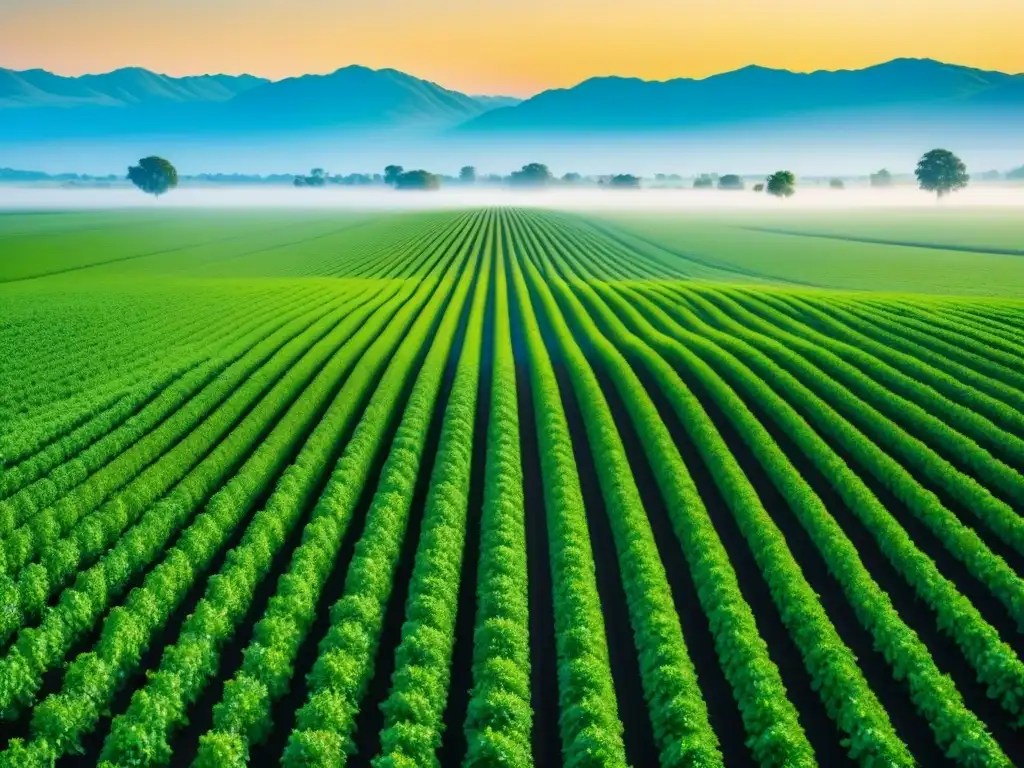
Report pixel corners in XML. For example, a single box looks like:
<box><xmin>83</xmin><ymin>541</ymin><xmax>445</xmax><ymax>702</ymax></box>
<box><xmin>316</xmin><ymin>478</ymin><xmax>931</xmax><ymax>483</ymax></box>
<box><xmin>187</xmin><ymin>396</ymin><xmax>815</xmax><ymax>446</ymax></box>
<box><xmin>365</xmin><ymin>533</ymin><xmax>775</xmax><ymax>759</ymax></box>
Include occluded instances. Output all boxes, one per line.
<box><xmin>693</xmin><ymin>174</ymin><xmax>714</xmax><ymax>189</ymax></box>
<box><xmin>395</xmin><ymin>170</ymin><xmax>441</xmax><ymax>190</ymax></box>
<box><xmin>509</xmin><ymin>163</ymin><xmax>553</xmax><ymax>187</ymax></box>
<box><xmin>1007</xmin><ymin>165</ymin><xmax>1024</xmax><ymax>180</ymax></box>
<box><xmin>915</xmin><ymin>149</ymin><xmax>969</xmax><ymax>198</ymax></box>
<box><xmin>384</xmin><ymin>165</ymin><xmax>404</xmax><ymax>186</ymax></box>
<box><xmin>766</xmin><ymin>171</ymin><xmax>795</xmax><ymax>198</ymax></box>
<box><xmin>561</xmin><ymin>172</ymin><xmax>582</xmax><ymax>184</ymax></box>
<box><xmin>869</xmin><ymin>168</ymin><xmax>893</xmax><ymax>188</ymax></box>
<box><xmin>718</xmin><ymin>174</ymin><xmax>744</xmax><ymax>190</ymax></box>
<box><xmin>459</xmin><ymin>166</ymin><xmax>476</xmax><ymax>183</ymax></box>
<box><xmin>829</xmin><ymin>178</ymin><xmax>845</xmax><ymax>189</ymax></box>
<box><xmin>753</xmin><ymin>183</ymin><xmax>764</xmax><ymax>192</ymax></box>
<box><xmin>609</xmin><ymin>174</ymin><xmax>640</xmax><ymax>188</ymax></box>
<box><xmin>127</xmin><ymin>156</ymin><xmax>178</xmax><ymax>197</ymax></box>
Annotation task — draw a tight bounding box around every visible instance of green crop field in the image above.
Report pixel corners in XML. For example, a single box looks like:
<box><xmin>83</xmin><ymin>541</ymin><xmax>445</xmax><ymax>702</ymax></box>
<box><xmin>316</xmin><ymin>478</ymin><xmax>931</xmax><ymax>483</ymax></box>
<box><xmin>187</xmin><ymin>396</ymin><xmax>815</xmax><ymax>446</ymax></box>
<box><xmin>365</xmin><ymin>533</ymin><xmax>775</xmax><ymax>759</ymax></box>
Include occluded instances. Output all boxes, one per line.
<box><xmin>0</xmin><ymin>207</ymin><xmax>1022</xmax><ymax>768</ymax></box>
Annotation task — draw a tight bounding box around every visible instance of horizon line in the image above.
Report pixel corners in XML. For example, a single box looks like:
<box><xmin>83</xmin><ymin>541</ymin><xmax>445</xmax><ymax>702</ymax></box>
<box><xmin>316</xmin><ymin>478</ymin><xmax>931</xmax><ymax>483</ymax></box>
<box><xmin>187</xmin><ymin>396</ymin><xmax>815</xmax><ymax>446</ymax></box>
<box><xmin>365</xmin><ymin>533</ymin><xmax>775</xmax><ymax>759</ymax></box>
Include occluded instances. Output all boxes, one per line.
<box><xmin>2</xmin><ymin>55</ymin><xmax>1021</xmax><ymax>100</ymax></box>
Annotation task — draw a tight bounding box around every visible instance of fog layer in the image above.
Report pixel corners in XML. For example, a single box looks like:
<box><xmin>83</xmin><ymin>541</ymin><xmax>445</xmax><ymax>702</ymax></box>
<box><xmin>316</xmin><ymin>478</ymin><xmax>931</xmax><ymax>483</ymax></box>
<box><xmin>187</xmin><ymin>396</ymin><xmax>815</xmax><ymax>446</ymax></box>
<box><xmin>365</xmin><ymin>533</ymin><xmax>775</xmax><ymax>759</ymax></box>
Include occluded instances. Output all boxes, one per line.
<box><xmin>1</xmin><ymin>185</ymin><xmax>1022</xmax><ymax>212</ymax></box>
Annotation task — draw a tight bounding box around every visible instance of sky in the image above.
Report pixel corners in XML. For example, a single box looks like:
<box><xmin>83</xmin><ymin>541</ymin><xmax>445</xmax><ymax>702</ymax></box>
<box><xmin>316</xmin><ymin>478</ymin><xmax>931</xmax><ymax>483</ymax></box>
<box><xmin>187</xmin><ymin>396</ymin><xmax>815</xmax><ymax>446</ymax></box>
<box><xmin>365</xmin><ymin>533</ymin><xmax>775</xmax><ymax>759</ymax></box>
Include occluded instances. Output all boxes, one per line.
<box><xmin>1</xmin><ymin>0</ymin><xmax>1021</xmax><ymax>96</ymax></box>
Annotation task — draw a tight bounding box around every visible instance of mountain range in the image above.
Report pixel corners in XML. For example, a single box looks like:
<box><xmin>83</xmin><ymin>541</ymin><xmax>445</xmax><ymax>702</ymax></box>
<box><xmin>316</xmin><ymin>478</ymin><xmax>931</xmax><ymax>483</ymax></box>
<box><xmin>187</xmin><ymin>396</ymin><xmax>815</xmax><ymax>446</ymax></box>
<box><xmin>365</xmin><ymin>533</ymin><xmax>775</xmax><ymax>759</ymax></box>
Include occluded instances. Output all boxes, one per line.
<box><xmin>1</xmin><ymin>59</ymin><xmax>1021</xmax><ymax>174</ymax></box>
<box><xmin>460</xmin><ymin>58</ymin><xmax>1024</xmax><ymax>132</ymax></box>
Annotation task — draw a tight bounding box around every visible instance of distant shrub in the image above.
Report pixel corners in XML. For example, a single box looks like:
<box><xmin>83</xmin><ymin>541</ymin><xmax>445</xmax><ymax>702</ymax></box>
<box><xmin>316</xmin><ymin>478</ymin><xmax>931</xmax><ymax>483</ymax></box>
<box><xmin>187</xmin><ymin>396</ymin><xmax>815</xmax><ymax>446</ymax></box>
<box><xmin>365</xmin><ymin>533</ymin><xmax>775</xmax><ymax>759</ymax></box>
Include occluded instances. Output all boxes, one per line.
<box><xmin>718</xmin><ymin>174</ymin><xmax>744</xmax><ymax>190</ymax></box>
<box><xmin>766</xmin><ymin>171</ymin><xmax>795</xmax><ymax>198</ymax></box>
<box><xmin>869</xmin><ymin>169</ymin><xmax>892</xmax><ymax>188</ymax></box>
<box><xmin>609</xmin><ymin>174</ymin><xmax>641</xmax><ymax>188</ymax></box>
<box><xmin>829</xmin><ymin>178</ymin><xmax>845</xmax><ymax>189</ymax></box>
<box><xmin>509</xmin><ymin>163</ymin><xmax>553</xmax><ymax>187</ymax></box>
<box><xmin>395</xmin><ymin>170</ymin><xmax>441</xmax><ymax>190</ymax></box>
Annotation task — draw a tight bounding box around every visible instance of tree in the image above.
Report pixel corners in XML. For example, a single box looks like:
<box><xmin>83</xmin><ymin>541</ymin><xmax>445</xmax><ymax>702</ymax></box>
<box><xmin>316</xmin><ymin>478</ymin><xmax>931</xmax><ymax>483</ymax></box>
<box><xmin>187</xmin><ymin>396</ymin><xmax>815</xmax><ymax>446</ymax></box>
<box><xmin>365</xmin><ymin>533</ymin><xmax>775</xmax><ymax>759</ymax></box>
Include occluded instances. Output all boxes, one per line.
<box><xmin>1007</xmin><ymin>165</ymin><xmax>1024</xmax><ymax>180</ymax></box>
<box><xmin>829</xmin><ymin>178</ymin><xmax>845</xmax><ymax>189</ymax></box>
<box><xmin>459</xmin><ymin>166</ymin><xmax>476</xmax><ymax>184</ymax></box>
<box><xmin>718</xmin><ymin>174</ymin><xmax>744</xmax><ymax>190</ymax></box>
<box><xmin>508</xmin><ymin>163</ymin><xmax>553</xmax><ymax>187</ymax></box>
<box><xmin>693</xmin><ymin>174</ymin><xmax>714</xmax><ymax>189</ymax></box>
<box><xmin>753</xmin><ymin>183</ymin><xmax>764</xmax><ymax>192</ymax></box>
<box><xmin>915</xmin><ymin>149</ymin><xmax>969</xmax><ymax>198</ymax></box>
<box><xmin>609</xmin><ymin>174</ymin><xmax>640</xmax><ymax>188</ymax></box>
<box><xmin>869</xmin><ymin>168</ymin><xmax>893</xmax><ymax>188</ymax></box>
<box><xmin>384</xmin><ymin>165</ymin><xmax>404</xmax><ymax>186</ymax></box>
<box><xmin>979</xmin><ymin>169</ymin><xmax>1002</xmax><ymax>182</ymax></box>
<box><xmin>127</xmin><ymin>156</ymin><xmax>178</xmax><ymax>197</ymax></box>
<box><xmin>766</xmin><ymin>171</ymin><xmax>795</xmax><ymax>198</ymax></box>
<box><xmin>561</xmin><ymin>172</ymin><xmax>582</xmax><ymax>184</ymax></box>
<box><xmin>394</xmin><ymin>170</ymin><xmax>441</xmax><ymax>190</ymax></box>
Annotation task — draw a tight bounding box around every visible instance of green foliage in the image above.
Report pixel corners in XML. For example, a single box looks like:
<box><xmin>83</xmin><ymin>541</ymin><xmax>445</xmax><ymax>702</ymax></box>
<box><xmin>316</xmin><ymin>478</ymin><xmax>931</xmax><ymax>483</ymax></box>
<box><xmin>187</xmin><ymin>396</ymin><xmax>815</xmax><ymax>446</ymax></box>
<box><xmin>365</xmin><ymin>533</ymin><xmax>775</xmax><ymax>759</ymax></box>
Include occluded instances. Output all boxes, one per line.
<box><xmin>508</xmin><ymin>163</ymin><xmax>552</xmax><ymax>187</ymax></box>
<box><xmin>717</xmin><ymin>174</ymin><xmax>744</xmax><ymax>190</ymax></box>
<box><xmin>916</xmin><ymin>148</ymin><xmax>969</xmax><ymax>198</ymax></box>
<box><xmin>608</xmin><ymin>174</ymin><xmax>640</xmax><ymax>188</ymax></box>
<box><xmin>1</xmin><ymin>208</ymin><xmax>1022</xmax><ymax>768</ymax></box>
<box><xmin>127</xmin><ymin>156</ymin><xmax>178</xmax><ymax>197</ymax></box>
<box><xmin>765</xmin><ymin>170</ymin><xmax>795</xmax><ymax>197</ymax></box>
<box><xmin>394</xmin><ymin>170</ymin><xmax>441</xmax><ymax>190</ymax></box>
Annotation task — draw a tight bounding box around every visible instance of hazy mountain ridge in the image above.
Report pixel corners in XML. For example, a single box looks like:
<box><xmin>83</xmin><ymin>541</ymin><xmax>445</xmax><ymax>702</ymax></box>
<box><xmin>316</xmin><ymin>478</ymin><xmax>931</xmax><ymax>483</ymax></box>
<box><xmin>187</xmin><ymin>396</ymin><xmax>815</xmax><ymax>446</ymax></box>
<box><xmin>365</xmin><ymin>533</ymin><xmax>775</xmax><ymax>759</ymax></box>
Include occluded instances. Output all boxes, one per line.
<box><xmin>1</xmin><ymin>59</ymin><xmax>1021</xmax><ymax>175</ymax></box>
<box><xmin>0</xmin><ymin>67</ymin><xmax>268</xmax><ymax>108</ymax></box>
<box><xmin>0</xmin><ymin>65</ymin><xmax>515</xmax><ymax>134</ymax></box>
<box><xmin>459</xmin><ymin>59</ymin><xmax>1024</xmax><ymax>132</ymax></box>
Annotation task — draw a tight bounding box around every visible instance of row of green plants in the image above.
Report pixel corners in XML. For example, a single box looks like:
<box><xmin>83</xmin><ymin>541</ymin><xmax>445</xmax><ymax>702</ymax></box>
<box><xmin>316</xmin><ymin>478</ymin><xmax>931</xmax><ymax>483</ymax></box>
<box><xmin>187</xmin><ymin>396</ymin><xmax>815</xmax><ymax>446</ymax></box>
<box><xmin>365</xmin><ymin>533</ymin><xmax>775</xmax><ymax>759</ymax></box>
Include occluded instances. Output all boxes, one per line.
<box><xmin>846</xmin><ymin>299</ymin><xmax>1024</xmax><ymax>381</ymax></box>
<box><xmin>0</xmin><ymin>284</ymin><xmax>255</xmax><ymax>431</ymax></box>
<box><xmin>757</xmin><ymin>292</ymin><xmax>1024</xmax><ymax>478</ymax></box>
<box><xmin>534</xmin><ymin>214</ymin><xmax>1018</xmax><ymax>764</ymax></box>
<box><xmin>642</xmin><ymin>286</ymin><xmax>1024</xmax><ymax>731</ymax></box>
<box><xmin>0</xmin><ymin>283</ymin><xmax>306</xmax><ymax>469</ymax></box>
<box><xmin>521</xmin><ymin>214</ymin><xmax>817</xmax><ymax>767</ymax></box>
<box><xmin>698</xmin><ymin>289</ymin><xmax>1024</xmax><ymax>625</ymax></box>
<box><xmin>462</xmin><ymin>233</ymin><xmax>533</xmax><ymax>768</ymax></box>
<box><xmin>793</xmin><ymin>295</ymin><xmax>1024</xmax><ymax>415</ymax></box>
<box><xmin>372</xmin><ymin>227</ymin><xmax>493</xmax><ymax>766</ymax></box>
<box><xmin>278</xmin><ymin>219</ymin><xmax>484</xmax><ymax>766</ymax></box>
<box><xmin>859</xmin><ymin>300</ymin><xmax>1024</xmax><ymax>365</ymax></box>
<box><xmin>787</xmin><ymin>294</ymin><xmax>1024</xmax><ymax>434</ymax></box>
<box><xmin>96</xmin><ymin>257</ymin><xmax>460</xmax><ymax>766</ymax></box>
<box><xmin>509</xmin><ymin>213</ymin><xmax>724</xmax><ymax>767</ymax></box>
<box><xmin>0</xmin><ymin>286</ymin><xmax>364</xmax><ymax>576</ymax></box>
<box><xmin>0</xmin><ymin>288</ymin><xmax>380</xmax><ymax>647</ymax></box>
<box><xmin>3</xmin><ymin>224</ymin><xmax>472</xmax><ymax>765</ymax></box>
<box><xmin>0</xmin><ymin>284</ymin><xmax>399</xmax><ymax>722</ymax></box>
<box><xmin>193</xmin><ymin>212</ymin><xmax>485</xmax><ymax>767</ymax></box>
<box><xmin>0</xmin><ymin>285</ymin><xmax>337</xmax><ymax>528</ymax></box>
<box><xmin>501</xmin><ymin>211</ymin><xmax>628</xmax><ymax>767</ymax></box>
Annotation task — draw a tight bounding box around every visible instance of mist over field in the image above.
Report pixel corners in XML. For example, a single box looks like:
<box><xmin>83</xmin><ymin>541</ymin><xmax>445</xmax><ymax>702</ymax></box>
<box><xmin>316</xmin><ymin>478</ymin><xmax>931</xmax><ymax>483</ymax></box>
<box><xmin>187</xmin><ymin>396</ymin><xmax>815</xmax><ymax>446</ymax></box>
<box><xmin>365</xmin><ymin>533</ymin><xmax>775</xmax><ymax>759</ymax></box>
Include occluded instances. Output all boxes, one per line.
<box><xmin>5</xmin><ymin>121</ymin><xmax>1023</xmax><ymax>180</ymax></box>
<box><xmin>1</xmin><ymin>184</ymin><xmax>1023</xmax><ymax>212</ymax></box>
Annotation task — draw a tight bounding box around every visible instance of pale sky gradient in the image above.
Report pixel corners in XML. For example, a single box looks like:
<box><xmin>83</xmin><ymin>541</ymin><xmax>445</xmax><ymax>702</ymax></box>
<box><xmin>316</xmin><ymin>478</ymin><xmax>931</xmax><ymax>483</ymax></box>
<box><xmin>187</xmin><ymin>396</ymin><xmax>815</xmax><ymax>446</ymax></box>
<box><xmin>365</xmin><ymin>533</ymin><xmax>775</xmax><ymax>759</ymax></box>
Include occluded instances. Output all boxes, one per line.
<box><xmin>1</xmin><ymin>0</ymin><xmax>1021</xmax><ymax>96</ymax></box>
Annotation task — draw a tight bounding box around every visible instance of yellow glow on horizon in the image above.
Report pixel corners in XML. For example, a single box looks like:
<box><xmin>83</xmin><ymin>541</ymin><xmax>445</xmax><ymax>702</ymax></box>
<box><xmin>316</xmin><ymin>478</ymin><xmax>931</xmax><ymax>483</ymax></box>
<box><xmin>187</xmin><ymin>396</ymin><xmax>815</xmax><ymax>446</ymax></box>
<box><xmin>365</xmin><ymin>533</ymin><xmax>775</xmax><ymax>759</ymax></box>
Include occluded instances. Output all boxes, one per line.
<box><xmin>1</xmin><ymin>0</ymin><xmax>1020</xmax><ymax>96</ymax></box>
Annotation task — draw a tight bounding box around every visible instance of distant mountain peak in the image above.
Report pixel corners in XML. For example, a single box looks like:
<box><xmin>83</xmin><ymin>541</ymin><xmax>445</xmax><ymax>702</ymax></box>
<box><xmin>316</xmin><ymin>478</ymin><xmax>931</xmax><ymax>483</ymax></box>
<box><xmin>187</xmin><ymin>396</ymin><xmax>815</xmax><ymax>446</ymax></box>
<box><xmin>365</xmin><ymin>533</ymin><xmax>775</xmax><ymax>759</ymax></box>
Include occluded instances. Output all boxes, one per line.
<box><xmin>458</xmin><ymin>57</ymin><xmax>1023</xmax><ymax>133</ymax></box>
<box><xmin>1</xmin><ymin>58</ymin><xmax>1020</xmax><ymax>142</ymax></box>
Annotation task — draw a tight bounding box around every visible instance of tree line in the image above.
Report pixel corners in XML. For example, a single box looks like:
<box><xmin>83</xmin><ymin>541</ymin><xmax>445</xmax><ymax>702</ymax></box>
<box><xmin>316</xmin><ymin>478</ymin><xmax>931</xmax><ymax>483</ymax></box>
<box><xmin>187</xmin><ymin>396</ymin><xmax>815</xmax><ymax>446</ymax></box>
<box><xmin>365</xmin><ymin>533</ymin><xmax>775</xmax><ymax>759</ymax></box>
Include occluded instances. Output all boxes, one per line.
<box><xmin>127</xmin><ymin>150</ymin><xmax>977</xmax><ymax>200</ymax></box>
